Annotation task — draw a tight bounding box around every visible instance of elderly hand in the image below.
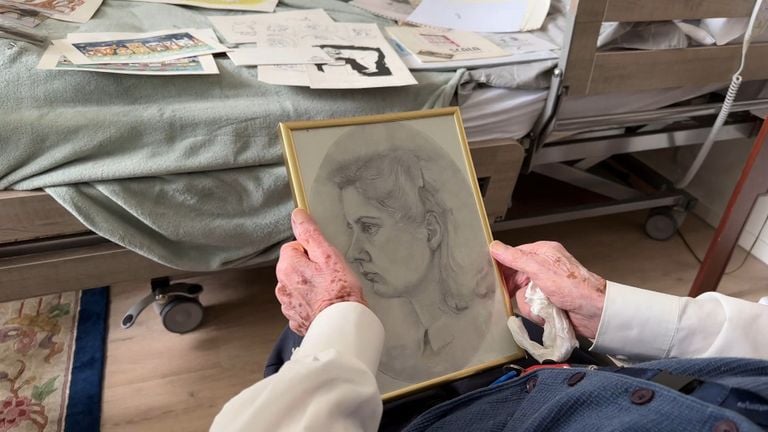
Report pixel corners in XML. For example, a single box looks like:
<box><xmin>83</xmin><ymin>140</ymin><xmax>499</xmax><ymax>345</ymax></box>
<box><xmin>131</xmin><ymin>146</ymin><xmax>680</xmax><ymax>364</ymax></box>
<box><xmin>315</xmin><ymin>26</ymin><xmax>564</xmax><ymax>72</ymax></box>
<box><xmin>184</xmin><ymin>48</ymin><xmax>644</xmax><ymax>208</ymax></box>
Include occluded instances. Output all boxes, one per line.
<box><xmin>490</xmin><ymin>240</ymin><xmax>606</xmax><ymax>339</ymax></box>
<box><xmin>275</xmin><ymin>209</ymin><xmax>367</xmax><ymax>336</ymax></box>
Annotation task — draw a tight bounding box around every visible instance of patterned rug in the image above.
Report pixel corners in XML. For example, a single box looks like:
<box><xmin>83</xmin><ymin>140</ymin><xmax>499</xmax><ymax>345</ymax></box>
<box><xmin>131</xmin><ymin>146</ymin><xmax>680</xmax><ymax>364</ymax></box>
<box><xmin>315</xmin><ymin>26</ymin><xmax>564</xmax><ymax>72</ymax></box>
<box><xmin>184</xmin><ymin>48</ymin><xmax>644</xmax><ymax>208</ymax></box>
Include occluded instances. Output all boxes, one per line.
<box><xmin>0</xmin><ymin>288</ymin><xmax>108</xmax><ymax>432</ymax></box>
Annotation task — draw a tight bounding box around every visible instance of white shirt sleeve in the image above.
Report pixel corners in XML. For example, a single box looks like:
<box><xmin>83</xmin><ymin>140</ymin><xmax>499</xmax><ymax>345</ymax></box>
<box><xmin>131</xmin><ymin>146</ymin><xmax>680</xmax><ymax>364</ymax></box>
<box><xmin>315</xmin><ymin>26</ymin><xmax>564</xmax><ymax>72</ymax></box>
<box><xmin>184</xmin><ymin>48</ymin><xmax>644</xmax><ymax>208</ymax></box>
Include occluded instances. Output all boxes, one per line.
<box><xmin>210</xmin><ymin>302</ymin><xmax>385</xmax><ymax>432</ymax></box>
<box><xmin>592</xmin><ymin>281</ymin><xmax>768</xmax><ymax>361</ymax></box>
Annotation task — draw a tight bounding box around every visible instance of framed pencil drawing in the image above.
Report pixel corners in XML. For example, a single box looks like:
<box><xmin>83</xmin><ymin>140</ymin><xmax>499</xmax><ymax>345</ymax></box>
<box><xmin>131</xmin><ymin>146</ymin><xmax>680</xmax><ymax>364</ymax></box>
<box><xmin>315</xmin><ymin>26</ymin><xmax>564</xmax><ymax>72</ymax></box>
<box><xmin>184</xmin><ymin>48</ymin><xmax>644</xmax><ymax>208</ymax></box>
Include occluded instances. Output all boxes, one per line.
<box><xmin>279</xmin><ymin>107</ymin><xmax>524</xmax><ymax>400</ymax></box>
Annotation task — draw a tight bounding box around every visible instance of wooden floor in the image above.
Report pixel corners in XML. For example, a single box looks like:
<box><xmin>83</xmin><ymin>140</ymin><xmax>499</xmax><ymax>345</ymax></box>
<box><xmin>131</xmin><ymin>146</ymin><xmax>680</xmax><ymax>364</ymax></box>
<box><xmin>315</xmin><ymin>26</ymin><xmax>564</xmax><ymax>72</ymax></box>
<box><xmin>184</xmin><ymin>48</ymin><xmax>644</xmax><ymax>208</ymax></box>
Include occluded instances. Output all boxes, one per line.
<box><xmin>100</xmin><ymin>211</ymin><xmax>768</xmax><ymax>432</ymax></box>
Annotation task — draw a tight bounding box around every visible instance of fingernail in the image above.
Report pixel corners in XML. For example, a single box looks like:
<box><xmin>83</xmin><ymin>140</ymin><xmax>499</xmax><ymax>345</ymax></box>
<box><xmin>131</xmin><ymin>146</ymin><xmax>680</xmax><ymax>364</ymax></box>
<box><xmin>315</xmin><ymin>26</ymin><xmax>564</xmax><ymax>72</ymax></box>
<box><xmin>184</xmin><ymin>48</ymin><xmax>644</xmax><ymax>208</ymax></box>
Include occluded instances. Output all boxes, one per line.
<box><xmin>490</xmin><ymin>240</ymin><xmax>506</xmax><ymax>253</ymax></box>
<box><xmin>291</xmin><ymin>208</ymin><xmax>307</xmax><ymax>223</ymax></box>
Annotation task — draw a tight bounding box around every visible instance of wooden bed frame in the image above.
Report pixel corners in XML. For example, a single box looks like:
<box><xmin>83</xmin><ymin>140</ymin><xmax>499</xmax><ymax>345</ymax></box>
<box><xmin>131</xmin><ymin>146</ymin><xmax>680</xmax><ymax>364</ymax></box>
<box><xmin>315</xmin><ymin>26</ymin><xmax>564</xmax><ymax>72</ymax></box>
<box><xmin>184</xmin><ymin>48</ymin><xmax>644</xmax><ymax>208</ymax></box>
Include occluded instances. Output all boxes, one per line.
<box><xmin>562</xmin><ymin>0</ymin><xmax>768</xmax><ymax>97</ymax></box>
<box><xmin>3</xmin><ymin>0</ymin><xmax>768</xmax><ymax>302</ymax></box>
<box><xmin>0</xmin><ymin>140</ymin><xmax>523</xmax><ymax>302</ymax></box>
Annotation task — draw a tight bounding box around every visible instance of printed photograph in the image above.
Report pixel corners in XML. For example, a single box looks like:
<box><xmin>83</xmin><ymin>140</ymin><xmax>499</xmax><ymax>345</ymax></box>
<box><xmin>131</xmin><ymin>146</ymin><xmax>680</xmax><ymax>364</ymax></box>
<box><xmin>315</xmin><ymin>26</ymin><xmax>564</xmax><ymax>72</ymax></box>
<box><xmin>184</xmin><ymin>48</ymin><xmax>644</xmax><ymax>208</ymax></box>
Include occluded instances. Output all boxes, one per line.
<box><xmin>281</xmin><ymin>108</ymin><xmax>522</xmax><ymax>397</ymax></box>
<box><xmin>57</xmin><ymin>56</ymin><xmax>205</xmax><ymax>72</ymax></box>
<box><xmin>70</xmin><ymin>32</ymin><xmax>210</xmax><ymax>63</ymax></box>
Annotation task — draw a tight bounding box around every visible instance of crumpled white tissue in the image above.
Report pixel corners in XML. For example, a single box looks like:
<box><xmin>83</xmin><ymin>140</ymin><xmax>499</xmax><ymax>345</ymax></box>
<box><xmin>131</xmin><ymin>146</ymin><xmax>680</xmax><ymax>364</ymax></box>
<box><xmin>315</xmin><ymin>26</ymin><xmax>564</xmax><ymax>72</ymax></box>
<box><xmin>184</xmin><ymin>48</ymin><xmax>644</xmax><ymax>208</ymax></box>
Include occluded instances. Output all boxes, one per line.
<box><xmin>507</xmin><ymin>281</ymin><xmax>578</xmax><ymax>363</ymax></box>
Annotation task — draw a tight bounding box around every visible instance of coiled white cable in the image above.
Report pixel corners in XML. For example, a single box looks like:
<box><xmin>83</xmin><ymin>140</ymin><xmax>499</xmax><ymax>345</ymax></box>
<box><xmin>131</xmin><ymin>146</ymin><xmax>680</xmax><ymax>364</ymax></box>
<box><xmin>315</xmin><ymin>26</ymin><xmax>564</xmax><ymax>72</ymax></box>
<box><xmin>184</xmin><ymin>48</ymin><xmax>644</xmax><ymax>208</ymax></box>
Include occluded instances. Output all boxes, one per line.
<box><xmin>675</xmin><ymin>0</ymin><xmax>765</xmax><ymax>189</ymax></box>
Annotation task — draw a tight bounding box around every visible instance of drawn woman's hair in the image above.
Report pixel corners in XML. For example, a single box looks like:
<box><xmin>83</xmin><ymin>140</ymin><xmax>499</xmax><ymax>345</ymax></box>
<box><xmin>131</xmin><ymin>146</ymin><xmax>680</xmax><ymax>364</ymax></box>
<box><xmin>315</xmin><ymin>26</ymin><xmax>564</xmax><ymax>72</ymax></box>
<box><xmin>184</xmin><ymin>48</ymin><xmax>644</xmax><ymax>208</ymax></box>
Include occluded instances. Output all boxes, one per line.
<box><xmin>320</xmin><ymin>123</ymin><xmax>493</xmax><ymax>313</ymax></box>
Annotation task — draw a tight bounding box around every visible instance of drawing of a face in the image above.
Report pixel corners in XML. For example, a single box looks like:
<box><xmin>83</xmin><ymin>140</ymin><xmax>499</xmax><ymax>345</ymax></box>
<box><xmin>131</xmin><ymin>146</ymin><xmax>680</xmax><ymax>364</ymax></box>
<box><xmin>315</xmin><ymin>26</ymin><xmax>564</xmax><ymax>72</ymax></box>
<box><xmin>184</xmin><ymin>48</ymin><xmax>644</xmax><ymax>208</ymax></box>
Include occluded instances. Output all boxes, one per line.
<box><xmin>341</xmin><ymin>186</ymin><xmax>433</xmax><ymax>298</ymax></box>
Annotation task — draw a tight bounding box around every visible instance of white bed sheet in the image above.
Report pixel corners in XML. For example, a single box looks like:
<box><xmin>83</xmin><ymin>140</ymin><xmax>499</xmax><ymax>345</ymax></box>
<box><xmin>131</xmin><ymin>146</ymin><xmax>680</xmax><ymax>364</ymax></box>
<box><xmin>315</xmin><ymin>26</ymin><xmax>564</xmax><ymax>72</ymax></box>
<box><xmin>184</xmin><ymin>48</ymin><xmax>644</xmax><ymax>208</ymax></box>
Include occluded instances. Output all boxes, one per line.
<box><xmin>460</xmin><ymin>84</ymin><xmax>725</xmax><ymax>143</ymax></box>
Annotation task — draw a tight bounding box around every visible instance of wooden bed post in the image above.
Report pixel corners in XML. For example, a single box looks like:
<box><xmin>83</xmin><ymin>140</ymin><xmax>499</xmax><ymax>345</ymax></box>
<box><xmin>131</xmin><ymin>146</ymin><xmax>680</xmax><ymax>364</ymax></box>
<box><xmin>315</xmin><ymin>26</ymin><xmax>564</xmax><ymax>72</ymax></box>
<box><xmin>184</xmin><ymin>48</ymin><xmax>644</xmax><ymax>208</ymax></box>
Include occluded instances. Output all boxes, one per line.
<box><xmin>560</xmin><ymin>0</ymin><xmax>609</xmax><ymax>96</ymax></box>
<box><xmin>689</xmin><ymin>118</ymin><xmax>768</xmax><ymax>297</ymax></box>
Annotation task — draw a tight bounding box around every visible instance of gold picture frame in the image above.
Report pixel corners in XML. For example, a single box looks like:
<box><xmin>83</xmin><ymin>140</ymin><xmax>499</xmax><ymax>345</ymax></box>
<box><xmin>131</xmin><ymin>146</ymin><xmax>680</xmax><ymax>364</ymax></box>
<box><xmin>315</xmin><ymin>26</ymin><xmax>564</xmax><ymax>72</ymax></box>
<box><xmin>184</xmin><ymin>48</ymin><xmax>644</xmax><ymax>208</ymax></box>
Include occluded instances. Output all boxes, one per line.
<box><xmin>280</xmin><ymin>107</ymin><xmax>524</xmax><ymax>401</ymax></box>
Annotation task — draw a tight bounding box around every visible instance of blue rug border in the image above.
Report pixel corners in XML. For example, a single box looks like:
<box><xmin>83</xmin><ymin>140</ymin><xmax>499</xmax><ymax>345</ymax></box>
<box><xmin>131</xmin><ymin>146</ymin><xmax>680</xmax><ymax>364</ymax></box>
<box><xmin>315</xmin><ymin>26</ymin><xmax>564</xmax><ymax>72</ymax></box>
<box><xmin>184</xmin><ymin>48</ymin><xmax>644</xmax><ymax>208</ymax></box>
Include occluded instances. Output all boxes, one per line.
<box><xmin>64</xmin><ymin>286</ymin><xmax>109</xmax><ymax>432</ymax></box>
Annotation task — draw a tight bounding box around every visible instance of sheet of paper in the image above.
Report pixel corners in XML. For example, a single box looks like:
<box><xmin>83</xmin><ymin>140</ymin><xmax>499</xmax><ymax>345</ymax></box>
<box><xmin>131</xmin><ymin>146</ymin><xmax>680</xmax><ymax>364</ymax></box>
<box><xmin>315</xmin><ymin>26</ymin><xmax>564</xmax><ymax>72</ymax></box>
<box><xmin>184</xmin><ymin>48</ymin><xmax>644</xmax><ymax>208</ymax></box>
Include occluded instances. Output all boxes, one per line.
<box><xmin>349</xmin><ymin>0</ymin><xmax>414</xmax><ymax>23</ymax></box>
<box><xmin>481</xmin><ymin>32</ymin><xmax>559</xmax><ymax>54</ymax></box>
<box><xmin>258</xmin><ymin>64</ymin><xmax>310</xmax><ymax>86</ymax></box>
<box><xmin>53</xmin><ymin>29</ymin><xmax>228</xmax><ymax>65</ymax></box>
<box><xmin>0</xmin><ymin>0</ymin><xmax>102</xmax><ymax>23</ymax></box>
<box><xmin>125</xmin><ymin>0</ymin><xmax>276</xmax><ymax>12</ymax></box>
<box><xmin>209</xmin><ymin>9</ymin><xmax>334</xmax><ymax>44</ymax></box>
<box><xmin>253</xmin><ymin>22</ymin><xmax>416</xmax><ymax>88</ymax></box>
<box><xmin>389</xmin><ymin>35</ymin><xmax>557</xmax><ymax>70</ymax></box>
<box><xmin>386</xmin><ymin>26</ymin><xmax>507</xmax><ymax>62</ymax></box>
<box><xmin>227</xmin><ymin>47</ymin><xmax>331</xmax><ymax>66</ymax></box>
<box><xmin>406</xmin><ymin>0</ymin><xmax>550</xmax><ymax>33</ymax></box>
<box><xmin>37</xmin><ymin>43</ymin><xmax>219</xmax><ymax>75</ymax></box>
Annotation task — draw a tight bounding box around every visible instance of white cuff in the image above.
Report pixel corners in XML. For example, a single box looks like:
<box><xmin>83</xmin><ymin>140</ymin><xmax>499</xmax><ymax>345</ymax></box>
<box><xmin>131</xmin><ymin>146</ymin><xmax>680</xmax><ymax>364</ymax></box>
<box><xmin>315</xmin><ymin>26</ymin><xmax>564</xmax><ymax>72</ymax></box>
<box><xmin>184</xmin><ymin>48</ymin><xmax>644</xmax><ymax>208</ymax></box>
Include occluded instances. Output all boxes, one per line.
<box><xmin>591</xmin><ymin>281</ymin><xmax>681</xmax><ymax>360</ymax></box>
<box><xmin>293</xmin><ymin>302</ymin><xmax>385</xmax><ymax>373</ymax></box>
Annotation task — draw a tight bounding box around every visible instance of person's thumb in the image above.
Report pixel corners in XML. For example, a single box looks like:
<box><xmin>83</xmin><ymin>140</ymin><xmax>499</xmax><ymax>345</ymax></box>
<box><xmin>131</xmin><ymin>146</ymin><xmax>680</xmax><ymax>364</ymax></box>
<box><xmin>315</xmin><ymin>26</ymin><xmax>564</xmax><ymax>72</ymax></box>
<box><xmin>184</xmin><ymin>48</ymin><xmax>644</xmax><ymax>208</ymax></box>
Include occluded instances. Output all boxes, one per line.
<box><xmin>490</xmin><ymin>241</ymin><xmax>543</xmax><ymax>277</ymax></box>
<box><xmin>291</xmin><ymin>208</ymin><xmax>333</xmax><ymax>262</ymax></box>
<box><xmin>276</xmin><ymin>241</ymin><xmax>310</xmax><ymax>280</ymax></box>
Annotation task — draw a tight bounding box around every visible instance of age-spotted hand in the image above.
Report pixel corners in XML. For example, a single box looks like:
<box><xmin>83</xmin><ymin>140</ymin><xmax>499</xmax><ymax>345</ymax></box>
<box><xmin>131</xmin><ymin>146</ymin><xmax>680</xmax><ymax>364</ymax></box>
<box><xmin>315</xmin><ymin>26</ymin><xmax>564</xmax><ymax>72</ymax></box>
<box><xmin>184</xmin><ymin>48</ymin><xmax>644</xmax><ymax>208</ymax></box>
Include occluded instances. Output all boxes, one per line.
<box><xmin>275</xmin><ymin>209</ymin><xmax>366</xmax><ymax>336</ymax></box>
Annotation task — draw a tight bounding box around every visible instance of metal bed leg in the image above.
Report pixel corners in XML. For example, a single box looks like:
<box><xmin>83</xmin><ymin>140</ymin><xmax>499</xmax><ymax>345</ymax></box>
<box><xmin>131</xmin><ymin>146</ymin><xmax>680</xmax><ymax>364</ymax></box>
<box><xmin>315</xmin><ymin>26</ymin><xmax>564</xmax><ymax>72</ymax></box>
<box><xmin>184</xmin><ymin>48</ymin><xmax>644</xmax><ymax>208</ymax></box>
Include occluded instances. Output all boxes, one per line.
<box><xmin>689</xmin><ymin>119</ymin><xmax>768</xmax><ymax>297</ymax></box>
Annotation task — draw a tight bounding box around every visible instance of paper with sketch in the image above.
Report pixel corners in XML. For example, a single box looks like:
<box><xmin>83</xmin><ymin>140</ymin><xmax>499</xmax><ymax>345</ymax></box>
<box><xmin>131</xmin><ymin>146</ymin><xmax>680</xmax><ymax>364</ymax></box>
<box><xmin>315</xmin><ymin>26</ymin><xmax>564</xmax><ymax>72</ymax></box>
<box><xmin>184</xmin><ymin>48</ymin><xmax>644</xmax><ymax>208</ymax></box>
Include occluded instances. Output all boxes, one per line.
<box><xmin>350</xmin><ymin>0</ymin><xmax>414</xmax><ymax>23</ymax></box>
<box><xmin>227</xmin><ymin>47</ymin><xmax>331</xmax><ymax>66</ymax></box>
<box><xmin>209</xmin><ymin>9</ymin><xmax>333</xmax><ymax>44</ymax></box>
<box><xmin>0</xmin><ymin>0</ymin><xmax>102</xmax><ymax>23</ymax></box>
<box><xmin>406</xmin><ymin>0</ymin><xmax>550</xmax><ymax>33</ymax></box>
<box><xmin>126</xmin><ymin>0</ymin><xmax>276</xmax><ymax>12</ymax></box>
<box><xmin>0</xmin><ymin>4</ymin><xmax>48</xmax><ymax>27</ymax></box>
<box><xmin>254</xmin><ymin>22</ymin><xmax>416</xmax><ymax>88</ymax></box>
<box><xmin>386</xmin><ymin>26</ymin><xmax>506</xmax><ymax>62</ymax></box>
<box><xmin>37</xmin><ymin>42</ymin><xmax>219</xmax><ymax>75</ymax></box>
<box><xmin>52</xmin><ymin>29</ymin><xmax>228</xmax><ymax>65</ymax></box>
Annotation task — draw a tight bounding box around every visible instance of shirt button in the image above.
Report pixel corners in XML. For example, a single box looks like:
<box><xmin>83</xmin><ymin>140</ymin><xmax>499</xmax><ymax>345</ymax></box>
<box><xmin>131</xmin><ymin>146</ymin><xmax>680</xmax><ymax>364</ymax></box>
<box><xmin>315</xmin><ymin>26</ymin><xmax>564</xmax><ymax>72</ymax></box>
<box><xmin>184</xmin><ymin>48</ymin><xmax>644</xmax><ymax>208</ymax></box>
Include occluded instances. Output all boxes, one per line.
<box><xmin>712</xmin><ymin>420</ymin><xmax>739</xmax><ymax>432</ymax></box>
<box><xmin>525</xmin><ymin>377</ymin><xmax>538</xmax><ymax>393</ymax></box>
<box><xmin>629</xmin><ymin>388</ymin><xmax>654</xmax><ymax>405</ymax></box>
<box><xmin>567</xmin><ymin>372</ymin><xmax>586</xmax><ymax>386</ymax></box>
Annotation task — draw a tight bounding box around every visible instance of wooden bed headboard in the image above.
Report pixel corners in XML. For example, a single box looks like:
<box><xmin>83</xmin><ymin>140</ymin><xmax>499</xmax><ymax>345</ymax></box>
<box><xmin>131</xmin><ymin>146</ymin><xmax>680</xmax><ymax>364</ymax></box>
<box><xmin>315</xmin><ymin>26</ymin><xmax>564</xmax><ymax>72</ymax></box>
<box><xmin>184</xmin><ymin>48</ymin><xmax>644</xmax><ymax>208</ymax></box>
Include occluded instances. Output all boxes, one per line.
<box><xmin>563</xmin><ymin>0</ymin><xmax>768</xmax><ymax>96</ymax></box>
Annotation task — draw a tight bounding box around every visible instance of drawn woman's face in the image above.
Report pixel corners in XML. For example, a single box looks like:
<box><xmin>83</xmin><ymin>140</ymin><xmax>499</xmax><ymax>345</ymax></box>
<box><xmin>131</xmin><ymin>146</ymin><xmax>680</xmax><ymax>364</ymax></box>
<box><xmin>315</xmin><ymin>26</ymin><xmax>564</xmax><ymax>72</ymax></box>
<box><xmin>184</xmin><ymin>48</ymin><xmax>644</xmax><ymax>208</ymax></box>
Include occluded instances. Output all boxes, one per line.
<box><xmin>341</xmin><ymin>187</ymin><xmax>433</xmax><ymax>298</ymax></box>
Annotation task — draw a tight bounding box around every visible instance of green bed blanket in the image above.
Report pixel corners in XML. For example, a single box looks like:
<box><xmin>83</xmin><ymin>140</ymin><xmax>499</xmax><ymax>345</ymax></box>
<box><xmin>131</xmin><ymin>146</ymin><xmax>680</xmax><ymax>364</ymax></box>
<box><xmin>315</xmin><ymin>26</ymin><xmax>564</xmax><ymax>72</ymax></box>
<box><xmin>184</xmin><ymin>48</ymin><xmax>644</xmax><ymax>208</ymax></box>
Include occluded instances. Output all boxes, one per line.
<box><xmin>0</xmin><ymin>0</ymin><xmax>462</xmax><ymax>270</ymax></box>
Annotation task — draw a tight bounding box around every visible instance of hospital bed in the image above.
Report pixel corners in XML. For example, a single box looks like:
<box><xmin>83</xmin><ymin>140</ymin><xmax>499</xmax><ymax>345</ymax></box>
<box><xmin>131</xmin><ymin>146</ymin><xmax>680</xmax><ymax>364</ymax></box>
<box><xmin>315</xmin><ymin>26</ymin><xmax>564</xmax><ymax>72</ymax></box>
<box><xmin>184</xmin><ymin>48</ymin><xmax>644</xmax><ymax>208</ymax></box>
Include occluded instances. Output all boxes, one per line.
<box><xmin>493</xmin><ymin>0</ymin><xmax>768</xmax><ymax>240</ymax></box>
<box><xmin>2</xmin><ymin>0</ymin><xmax>768</xmax><ymax>304</ymax></box>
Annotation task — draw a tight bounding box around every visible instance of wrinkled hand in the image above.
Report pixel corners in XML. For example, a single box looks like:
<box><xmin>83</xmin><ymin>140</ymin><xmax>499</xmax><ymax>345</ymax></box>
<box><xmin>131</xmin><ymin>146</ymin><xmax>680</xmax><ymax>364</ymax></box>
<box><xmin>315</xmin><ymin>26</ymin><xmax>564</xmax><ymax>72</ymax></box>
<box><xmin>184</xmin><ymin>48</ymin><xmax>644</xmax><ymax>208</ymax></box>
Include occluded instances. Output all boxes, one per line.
<box><xmin>490</xmin><ymin>240</ymin><xmax>606</xmax><ymax>339</ymax></box>
<box><xmin>275</xmin><ymin>209</ymin><xmax>366</xmax><ymax>336</ymax></box>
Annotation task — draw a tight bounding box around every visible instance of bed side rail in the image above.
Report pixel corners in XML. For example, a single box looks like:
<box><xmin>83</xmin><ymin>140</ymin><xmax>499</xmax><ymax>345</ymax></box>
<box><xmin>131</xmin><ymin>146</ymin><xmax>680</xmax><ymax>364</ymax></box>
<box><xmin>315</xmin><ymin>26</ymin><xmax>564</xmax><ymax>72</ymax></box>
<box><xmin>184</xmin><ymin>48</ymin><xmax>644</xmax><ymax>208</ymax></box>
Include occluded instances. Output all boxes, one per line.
<box><xmin>603</xmin><ymin>0</ymin><xmax>753</xmax><ymax>22</ymax></box>
<box><xmin>563</xmin><ymin>0</ymin><xmax>766</xmax><ymax>96</ymax></box>
<box><xmin>0</xmin><ymin>191</ymin><xmax>89</xmax><ymax>244</ymax></box>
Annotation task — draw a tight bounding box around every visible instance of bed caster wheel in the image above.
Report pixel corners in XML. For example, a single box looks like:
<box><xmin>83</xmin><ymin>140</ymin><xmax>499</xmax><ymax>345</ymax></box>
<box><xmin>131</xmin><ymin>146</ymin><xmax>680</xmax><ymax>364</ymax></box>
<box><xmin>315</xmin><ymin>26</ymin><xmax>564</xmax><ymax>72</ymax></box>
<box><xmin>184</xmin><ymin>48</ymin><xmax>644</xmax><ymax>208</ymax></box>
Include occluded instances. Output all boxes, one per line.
<box><xmin>644</xmin><ymin>207</ymin><xmax>682</xmax><ymax>241</ymax></box>
<box><xmin>156</xmin><ymin>293</ymin><xmax>204</xmax><ymax>334</ymax></box>
<box><xmin>122</xmin><ymin>277</ymin><xmax>204</xmax><ymax>334</ymax></box>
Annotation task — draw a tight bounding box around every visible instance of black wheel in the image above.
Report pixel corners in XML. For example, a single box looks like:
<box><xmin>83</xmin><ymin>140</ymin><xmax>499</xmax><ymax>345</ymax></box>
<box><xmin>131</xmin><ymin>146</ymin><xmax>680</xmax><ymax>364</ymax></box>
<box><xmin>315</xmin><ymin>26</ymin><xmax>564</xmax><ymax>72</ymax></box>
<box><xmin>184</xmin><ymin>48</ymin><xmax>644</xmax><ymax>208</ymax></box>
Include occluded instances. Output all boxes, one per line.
<box><xmin>644</xmin><ymin>207</ymin><xmax>679</xmax><ymax>241</ymax></box>
<box><xmin>160</xmin><ymin>298</ymin><xmax>204</xmax><ymax>334</ymax></box>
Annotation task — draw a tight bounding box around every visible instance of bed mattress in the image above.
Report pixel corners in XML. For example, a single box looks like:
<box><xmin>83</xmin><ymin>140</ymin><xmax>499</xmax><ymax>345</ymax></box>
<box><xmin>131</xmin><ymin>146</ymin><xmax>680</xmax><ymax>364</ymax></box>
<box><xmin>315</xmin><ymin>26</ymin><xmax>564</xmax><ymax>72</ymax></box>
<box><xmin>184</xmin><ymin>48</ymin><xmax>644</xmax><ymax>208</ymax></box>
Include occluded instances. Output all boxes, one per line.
<box><xmin>460</xmin><ymin>84</ymin><xmax>727</xmax><ymax>142</ymax></box>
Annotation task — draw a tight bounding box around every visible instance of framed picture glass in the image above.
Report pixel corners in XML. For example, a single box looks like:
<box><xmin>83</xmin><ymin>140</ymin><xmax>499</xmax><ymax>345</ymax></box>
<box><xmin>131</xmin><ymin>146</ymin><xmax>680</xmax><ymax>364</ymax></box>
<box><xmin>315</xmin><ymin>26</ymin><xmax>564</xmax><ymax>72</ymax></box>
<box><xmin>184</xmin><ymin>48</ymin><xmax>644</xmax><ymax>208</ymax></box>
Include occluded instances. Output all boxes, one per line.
<box><xmin>280</xmin><ymin>107</ymin><xmax>524</xmax><ymax>400</ymax></box>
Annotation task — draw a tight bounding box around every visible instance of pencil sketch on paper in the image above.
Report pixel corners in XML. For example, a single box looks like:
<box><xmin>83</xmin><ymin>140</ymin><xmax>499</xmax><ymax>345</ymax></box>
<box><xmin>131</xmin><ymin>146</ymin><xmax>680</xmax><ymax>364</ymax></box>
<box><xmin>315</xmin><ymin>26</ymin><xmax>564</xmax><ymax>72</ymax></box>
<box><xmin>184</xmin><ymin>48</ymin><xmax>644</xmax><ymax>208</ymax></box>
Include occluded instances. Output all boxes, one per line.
<box><xmin>287</xmin><ymin>116</ymin><xmax>521</xmax><ymax>393</ymax></box>
<box><xmin>248</xmin><ymin>21</ymin><xmax>416</xmax><ymax>88</ymax></box>
<box><xmin>312</xmin><ymin>45</ymin><xmax>391</xmax><ymax>77</ymax></box>
<box><xmin>208</xmin><ymin>9</ymin><xmax>334</xmax><ymax>44</ymax></box>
